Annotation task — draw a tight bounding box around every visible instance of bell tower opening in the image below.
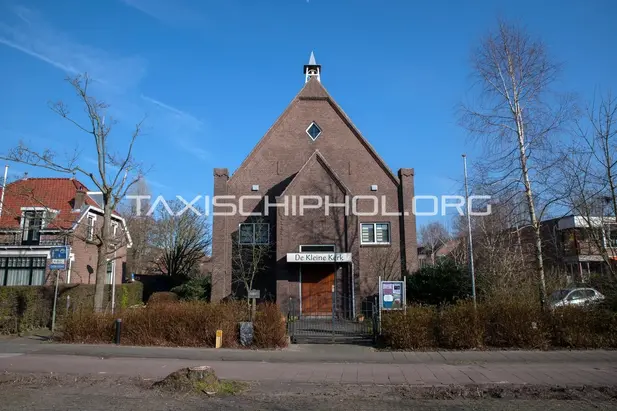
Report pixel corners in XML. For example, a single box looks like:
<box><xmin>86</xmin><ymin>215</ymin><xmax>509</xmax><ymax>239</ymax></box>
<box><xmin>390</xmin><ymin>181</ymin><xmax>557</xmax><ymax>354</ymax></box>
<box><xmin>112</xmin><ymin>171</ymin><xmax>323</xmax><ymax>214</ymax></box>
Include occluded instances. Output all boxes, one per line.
<box><xmin>303</xmin><ymin>51</ymin><xmax>321</xmax><ymax>83</ymax></box>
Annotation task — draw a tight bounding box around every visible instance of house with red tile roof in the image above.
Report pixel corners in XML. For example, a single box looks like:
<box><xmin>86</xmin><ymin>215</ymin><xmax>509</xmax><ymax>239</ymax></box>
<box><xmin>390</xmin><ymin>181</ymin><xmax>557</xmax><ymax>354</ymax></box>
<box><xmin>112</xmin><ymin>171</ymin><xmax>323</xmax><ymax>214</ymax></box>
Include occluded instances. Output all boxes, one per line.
<box><xmin>0</xmin><ymin>176</ymin><xmax>131</xmax><ymax>286</ymax></box>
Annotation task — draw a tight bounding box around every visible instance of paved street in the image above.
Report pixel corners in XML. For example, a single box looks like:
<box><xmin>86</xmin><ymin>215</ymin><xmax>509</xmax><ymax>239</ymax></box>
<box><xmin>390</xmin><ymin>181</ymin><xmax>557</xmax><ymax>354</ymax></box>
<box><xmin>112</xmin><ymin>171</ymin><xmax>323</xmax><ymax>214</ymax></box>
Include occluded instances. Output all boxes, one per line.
<box><xmin>1</xmin><ymin>337</ymin><xmax>617</xmax><ymax>409</ymax></box>
<box><xmin>3</xmin><ymin>335</ymin><xmax>617</xmax><ymax>365</ymax></box>
<box><xmin>1</xmin><ymin>336</ymin><xmax>617</xmax><ymax>386</ymax></box>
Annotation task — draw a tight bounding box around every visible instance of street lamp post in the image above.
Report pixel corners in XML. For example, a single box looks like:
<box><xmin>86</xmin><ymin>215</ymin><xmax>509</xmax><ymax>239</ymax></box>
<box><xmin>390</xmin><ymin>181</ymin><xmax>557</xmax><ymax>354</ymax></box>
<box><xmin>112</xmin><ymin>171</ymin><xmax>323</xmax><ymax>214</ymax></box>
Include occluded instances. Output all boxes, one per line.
<box><xmin>462</xmin><ymin>154</ymin><xmax>477</xmax><ymax>309</ymax></box>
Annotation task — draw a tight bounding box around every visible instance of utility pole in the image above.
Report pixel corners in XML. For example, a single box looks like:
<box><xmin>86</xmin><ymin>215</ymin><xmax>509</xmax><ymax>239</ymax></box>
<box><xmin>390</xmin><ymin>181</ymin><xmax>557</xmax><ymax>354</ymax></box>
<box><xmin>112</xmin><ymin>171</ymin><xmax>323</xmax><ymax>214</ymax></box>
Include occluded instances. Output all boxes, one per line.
<box><xmin>462</xmin><ymin>154</ymin><xmax>477</xmax><ymax>309</ymax></box>
<box><xmin>0</xmin><ymin>165</ymin><xmax>8</xmax><ymax>218</ymax></box>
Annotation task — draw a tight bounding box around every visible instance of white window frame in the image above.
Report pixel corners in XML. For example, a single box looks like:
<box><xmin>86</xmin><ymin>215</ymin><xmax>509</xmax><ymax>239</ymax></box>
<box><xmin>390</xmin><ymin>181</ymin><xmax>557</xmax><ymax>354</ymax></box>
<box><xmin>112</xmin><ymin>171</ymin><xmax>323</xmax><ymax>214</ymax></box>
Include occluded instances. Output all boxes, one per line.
<box><xmin>106</xmin><ymin>259</ymin><xmax>115</xmax><ymax>285</ymax></box>
<box><xmin>238</xmin><ymin>223</ymin><xmax>270</xmax><ymax>245</ymax></box>
<box><xmin>112</xmin><ymin>222</ymin><xmax>118</xmax><ymax>237</ymax></box>
<box><xmin>86</xmin><ymin>214</ymin><xmax>96</xmax><ymax>241</ymax></box>
<box><xmin>360</xmin><ymin>222</ymin><xmax>391</xmax><ymax>245</ymax></box>
<box><xmin>20</xmin><ymin>207</ymin><xmax>48</xmax><ymax>229</ymax></box>
<box><xmin>306</xmin><ymin>122</ymin><xmax>322</xmax><ymax>141</ymax></box>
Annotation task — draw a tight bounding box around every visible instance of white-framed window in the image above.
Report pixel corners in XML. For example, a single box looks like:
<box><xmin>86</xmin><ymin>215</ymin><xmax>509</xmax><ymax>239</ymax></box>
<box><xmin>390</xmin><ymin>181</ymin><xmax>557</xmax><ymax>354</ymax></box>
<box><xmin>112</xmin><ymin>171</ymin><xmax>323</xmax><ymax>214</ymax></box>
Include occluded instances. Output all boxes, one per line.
<box><xmin>0</xmin><ymin>257</ymin><xmax>46</xmax><ymax>286</ymax></box>
<box><xmin>606</xmin><ymin>224</ymin><xmax>617</xmax><ymax>248</ymax></box>
<box><xmin>106</xmin><ymin>259</ymin><xmax>115</xmax><ymax>284</ymax></box>
<box><xmin>21</xmin><ymin>210</ymin><xmax>45</xmax><ymax>244</ymax></box>
<box><xmin>86</xmin><ymin>214</ymin><xmax>96</xmax><ymax>241</ymax></box>
<box><xmin>112</xmin><ymin>222</ymin><xmax>118</xmax><ymax>237</ymax></box>
<box><xmin>361</xmin><ymin>222</ymin><xmax>391</xmax><ymax>245</ymax></box>
<box><xmin>239</xmin><ymin>223</ymin><xmax>270</xmax><ymax>245</ymax></box>
<box><xmin>306</xmin><ymin>122</ymin><xmax>322</xmax><ymax>140</ymax></box>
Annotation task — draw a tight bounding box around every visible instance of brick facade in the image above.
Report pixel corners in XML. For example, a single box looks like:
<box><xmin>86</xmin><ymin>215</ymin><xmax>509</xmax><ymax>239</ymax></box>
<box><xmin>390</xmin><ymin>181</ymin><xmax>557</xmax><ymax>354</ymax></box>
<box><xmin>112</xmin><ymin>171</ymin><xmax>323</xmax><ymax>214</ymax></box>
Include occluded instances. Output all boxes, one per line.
<box><xmin>0</xmin><ymin>178</ymin><xmax>128</xmax><ymax>286</ymax></box>
<box><xmin>211</xmin><ymin>64</ymin><xmax>417</xmax><ymax>314</ymax></box>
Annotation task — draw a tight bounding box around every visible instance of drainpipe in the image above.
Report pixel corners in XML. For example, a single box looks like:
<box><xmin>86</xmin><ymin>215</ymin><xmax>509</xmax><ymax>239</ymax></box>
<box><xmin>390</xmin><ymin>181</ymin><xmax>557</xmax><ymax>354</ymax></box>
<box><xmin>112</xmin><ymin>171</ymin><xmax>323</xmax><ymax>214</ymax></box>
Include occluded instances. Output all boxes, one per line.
<box><xmin>0</xmin><ymin>165</ymin><xmax>8</xmax><ymax>218</ymax></box>
<box><xmin>67</xmin><ymin>254</ymin><xmax>73</xmax><ymax>284</ymax></box>
<box><xmin>111</xmin><ymin>254</ymin><xmax>117</xmax><ymax>314</ymax></box>
<box><xmin>351</xmin><ymin>261</ymin><xmax>355</xmax><ymax>317</ymax></box>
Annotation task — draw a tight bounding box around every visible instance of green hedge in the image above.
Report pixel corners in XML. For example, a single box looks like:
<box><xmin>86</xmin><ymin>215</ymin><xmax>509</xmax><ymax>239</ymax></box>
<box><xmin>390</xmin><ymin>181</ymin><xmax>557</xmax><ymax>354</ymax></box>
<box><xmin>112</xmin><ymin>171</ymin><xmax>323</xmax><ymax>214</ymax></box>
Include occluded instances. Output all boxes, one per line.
<box><xmin>0</xmin><ymin>282</ymin><xmax>143</xmax><ymax>335</ymax></box>
<box><xmin>380</xmin><ymin>300</ymin><xmax>617</xmax><ymax>350</ymax></box>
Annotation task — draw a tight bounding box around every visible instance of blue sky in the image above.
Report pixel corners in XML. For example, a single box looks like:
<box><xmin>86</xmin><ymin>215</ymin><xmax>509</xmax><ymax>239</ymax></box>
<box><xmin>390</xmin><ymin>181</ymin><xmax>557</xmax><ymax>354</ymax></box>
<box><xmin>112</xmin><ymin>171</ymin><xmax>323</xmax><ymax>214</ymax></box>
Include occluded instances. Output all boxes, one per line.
<box><xmin>1</xmin><ymin>0</ymin><xmax>616</xmax><ymax>229</ymax></box>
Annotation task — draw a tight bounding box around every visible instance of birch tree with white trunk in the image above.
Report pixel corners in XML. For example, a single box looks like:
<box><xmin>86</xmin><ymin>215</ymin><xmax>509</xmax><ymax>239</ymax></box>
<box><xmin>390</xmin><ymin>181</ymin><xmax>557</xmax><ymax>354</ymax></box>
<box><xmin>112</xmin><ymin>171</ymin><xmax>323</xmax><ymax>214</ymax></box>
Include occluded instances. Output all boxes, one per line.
<box><xmin>460</xmin><ymin>21</ymin><xmax>575</xmax><ymax>309</ymax></box>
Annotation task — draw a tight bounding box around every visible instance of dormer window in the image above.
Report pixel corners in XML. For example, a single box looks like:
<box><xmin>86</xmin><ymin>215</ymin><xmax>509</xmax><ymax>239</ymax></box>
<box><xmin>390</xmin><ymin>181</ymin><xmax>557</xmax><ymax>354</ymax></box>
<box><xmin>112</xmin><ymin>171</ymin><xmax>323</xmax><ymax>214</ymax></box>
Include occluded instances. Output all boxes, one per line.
<box><xmin>21</xmin><ymin>210</ymin><xmax>44</xmax><ymax>245</ymax></box>
<box><xmin>306</xmin><ymin>122</ymin><xmax>322</xmax><ymax>140</ymax></box>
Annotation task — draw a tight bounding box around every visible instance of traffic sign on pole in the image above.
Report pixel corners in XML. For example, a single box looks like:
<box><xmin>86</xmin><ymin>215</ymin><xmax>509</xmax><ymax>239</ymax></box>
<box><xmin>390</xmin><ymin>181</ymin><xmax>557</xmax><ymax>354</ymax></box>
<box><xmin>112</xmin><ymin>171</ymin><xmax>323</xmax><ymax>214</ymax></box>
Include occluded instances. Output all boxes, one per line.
<box><xmin>50</xmin><ymin>246</ymin><xmax>68</xmax><ymax>270</ymax></box>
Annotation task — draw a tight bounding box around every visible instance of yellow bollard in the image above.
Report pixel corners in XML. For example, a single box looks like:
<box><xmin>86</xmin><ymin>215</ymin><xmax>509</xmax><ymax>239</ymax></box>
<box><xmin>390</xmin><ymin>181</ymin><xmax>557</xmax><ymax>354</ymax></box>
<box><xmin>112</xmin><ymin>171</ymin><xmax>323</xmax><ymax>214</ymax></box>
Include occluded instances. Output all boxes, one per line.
<box><xmin>215</xmin><ymin>329</ymin><xmax>223</xmax><ymax>348</ymax></box>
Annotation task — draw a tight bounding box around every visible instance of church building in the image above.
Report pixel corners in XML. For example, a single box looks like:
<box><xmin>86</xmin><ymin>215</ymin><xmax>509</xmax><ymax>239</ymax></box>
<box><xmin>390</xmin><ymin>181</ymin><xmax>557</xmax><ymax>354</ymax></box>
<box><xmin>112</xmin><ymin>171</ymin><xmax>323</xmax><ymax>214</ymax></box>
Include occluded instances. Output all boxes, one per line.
<box><xmin>211</xmin><ymin>53</ymin><xmax>417</xmax><ymax>316</ymax></box>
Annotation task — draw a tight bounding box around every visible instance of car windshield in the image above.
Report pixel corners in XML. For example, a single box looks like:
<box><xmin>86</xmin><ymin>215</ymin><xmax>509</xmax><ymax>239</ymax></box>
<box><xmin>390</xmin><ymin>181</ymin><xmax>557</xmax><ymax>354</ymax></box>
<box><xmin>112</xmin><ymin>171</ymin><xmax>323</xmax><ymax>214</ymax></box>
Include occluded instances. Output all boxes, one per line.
<box><xmin>550</xmin><ymin>290</ymin><xmax>570</xmax><ymax>302</ymax></box>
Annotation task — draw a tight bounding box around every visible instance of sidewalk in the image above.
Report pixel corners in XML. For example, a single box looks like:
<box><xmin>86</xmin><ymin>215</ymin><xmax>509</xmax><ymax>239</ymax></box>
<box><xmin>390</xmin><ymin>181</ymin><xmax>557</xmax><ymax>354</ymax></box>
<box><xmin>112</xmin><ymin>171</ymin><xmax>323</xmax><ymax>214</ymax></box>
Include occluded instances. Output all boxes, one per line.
<box><xmin>1</xmin><ymin>335</ymin><xmax>617</xmax><ymax>365</ymax></box>
<box><xmin>1</xmin><ymin>352</ymin><xmax>616</xmax><ymax>386</ymax></box>
<box><xmin>1</xmin><ymin>336</ymin><xmax>617</xmax><ymax>386</ymax></box>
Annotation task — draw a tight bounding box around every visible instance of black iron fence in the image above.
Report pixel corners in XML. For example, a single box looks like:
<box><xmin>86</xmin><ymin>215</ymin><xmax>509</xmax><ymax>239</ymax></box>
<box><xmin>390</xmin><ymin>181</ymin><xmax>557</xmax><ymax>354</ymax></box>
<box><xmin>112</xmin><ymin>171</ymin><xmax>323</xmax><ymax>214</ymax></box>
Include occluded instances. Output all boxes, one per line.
<box><xmin>287</xmin><ymin>292</ymin><xmax>378</xmax><ymax>343</ymax></box>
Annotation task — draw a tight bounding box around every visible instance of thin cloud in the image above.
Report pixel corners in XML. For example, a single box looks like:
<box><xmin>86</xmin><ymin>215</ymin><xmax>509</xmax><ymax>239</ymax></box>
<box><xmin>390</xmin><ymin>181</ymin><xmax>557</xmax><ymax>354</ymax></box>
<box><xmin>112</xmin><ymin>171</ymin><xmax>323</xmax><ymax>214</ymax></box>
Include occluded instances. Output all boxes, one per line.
<box><xmin>120</xmin><ymin>0</ymin><xmax>205</xmax><ymax>27</ymax></box>
<box><xmin>1</xmin><ymin>5</ymin><xmax>210</xmax><ymax>163</ymax></box>
<box><xmin>141</xmin><ymin>95</ymin><xmax>210</xmax><ymax>160</ymax></box>
<box><xmin>141</xmin><ymin>95</ymin><xmax>204</xmax><ymax>127</ymax></box>
<box><xmin>0</xmin><ymin>36</ymin><xmax>78</xmax><ymax>74</ymax></box>
<box><xmin>0</xmin><ymin>7</ymin><xmax>147</xmax><ymax>90</ymax></box>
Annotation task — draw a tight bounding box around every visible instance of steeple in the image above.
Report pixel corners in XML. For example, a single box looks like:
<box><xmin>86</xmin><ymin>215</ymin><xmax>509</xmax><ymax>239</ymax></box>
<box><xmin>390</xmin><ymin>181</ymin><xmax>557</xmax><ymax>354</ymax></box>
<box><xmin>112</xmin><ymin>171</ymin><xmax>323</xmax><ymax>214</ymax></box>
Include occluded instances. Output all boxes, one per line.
<box><xmin>303</xmin><ymin>51</ymin><xmax>321</xmax><ymax>83</ymax></box>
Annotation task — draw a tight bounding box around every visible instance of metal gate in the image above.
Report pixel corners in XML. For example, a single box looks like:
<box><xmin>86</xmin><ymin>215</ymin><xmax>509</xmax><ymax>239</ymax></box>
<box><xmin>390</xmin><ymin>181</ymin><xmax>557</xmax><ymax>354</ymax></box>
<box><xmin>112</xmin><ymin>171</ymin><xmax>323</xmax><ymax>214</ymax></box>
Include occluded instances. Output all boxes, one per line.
<box><xmin>286</xmin><ymin>292</ymin><xmax>378</xmax><ymax>344</ymax></box>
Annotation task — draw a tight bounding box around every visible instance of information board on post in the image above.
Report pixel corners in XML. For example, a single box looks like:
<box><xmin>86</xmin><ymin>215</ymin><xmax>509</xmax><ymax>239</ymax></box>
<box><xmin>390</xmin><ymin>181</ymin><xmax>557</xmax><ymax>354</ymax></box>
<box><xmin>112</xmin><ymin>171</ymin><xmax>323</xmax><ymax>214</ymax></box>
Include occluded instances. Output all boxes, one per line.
<box><xmin>379</xmin><ymin>280</ymin><xmax>406</xmax><ymax>310</ymax></box>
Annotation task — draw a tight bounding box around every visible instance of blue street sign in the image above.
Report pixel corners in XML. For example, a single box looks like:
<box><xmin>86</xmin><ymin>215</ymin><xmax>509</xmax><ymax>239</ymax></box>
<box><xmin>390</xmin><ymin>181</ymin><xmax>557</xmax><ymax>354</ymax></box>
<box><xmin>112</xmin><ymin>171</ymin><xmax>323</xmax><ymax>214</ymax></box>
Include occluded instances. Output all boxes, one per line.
<box><xmin>50</xmin><ymin>246</ymin><xmax>68</xmax><ymax>270</ymax></box>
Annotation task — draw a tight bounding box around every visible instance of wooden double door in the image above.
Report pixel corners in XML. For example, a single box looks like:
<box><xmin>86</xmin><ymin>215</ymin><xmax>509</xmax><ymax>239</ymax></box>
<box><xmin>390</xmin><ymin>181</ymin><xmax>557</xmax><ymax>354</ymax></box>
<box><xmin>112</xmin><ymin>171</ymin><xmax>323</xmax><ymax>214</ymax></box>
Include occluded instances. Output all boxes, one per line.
<box><xmin>301</xmin><ymin>264</ymin><xmax>335</xmax><ymax>315</ymax></box>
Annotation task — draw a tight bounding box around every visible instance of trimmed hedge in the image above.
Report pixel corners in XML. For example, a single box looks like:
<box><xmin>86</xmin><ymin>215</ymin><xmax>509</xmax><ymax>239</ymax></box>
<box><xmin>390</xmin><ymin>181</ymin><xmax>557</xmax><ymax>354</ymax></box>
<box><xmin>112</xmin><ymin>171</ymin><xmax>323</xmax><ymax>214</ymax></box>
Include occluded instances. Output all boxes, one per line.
<box><xmin>0</xmin><ymin>282</ymin><xmax>144</xmax><ymax>335</ymax></box>
<box><xmin>147</xmin><ymin>291</ymin><xmax>179</xmax><ymax>304</ymax></box>
<box><xmin>253</xmin><ymin>302</ymin><xmax>287</xmax><ymax>348</ymax></box>
<box><xmin>381</xmin><ymin>306</ymin><xmax>436</xmax><ymax>349</ymax></box>
<box><xmin>437</xmin><ymin>301</ymin><xmax>484</xmax><ymax>349</ymax></box>
<box><xmin>551</xmin><ymin>306</ymin><xmax>617</xmax><ymax>348</ymax></box>
<box><xmin>61</xmin><ymin>301</ymin><xmax>288</xmax><ymax>348</ymax></box>
<box><xmin>380</xmin><ymin>301</ymin><xmax>617</xmax><ymax>350</ymax></box>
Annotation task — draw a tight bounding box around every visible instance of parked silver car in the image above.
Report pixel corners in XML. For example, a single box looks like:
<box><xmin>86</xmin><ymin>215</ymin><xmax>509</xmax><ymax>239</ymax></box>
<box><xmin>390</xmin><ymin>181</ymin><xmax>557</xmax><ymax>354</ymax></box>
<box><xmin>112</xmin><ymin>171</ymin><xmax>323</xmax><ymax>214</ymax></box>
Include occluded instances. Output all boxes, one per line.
<box><xmin>549</xmin><ymin>287</ymin><xmax>605</xmax><ymax>308</ymax></box>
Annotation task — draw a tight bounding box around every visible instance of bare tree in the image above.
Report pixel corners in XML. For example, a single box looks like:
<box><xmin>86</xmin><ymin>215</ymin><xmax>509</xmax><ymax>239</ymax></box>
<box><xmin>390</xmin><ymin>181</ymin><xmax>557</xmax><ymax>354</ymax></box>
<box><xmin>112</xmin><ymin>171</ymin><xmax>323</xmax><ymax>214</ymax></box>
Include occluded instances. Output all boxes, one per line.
<box><xmin>460</xmin><ymin>20</ymin><xmax>575</xmax><ymax>309</ymax></box>
<box><xmin>121</xmin><ymin>177</ymin><xmax>156</xmax><ymax>276</ymax></box>
<box><xmin>152</xmin><ymin>200</ymin><xmax>211</xmax><ymax>279</ymax></box>
<box><xmin>232</xmin><ymin>218</ymin><xmax>273</xmax><ymax>304</ymax></box>
<box><xmin>1</xmin><ymin>74</ymin><xmax>144</xmax><ymax>311</ymax></box>
<box><xmin>561</xmin><ymin>91</ymin><xmax>617</xmax><ymax>279</ymax></box>
<box><xmin>419</xmin><ymin>221</ymin><xmax>451</xmax><ymax>264</ymax></box>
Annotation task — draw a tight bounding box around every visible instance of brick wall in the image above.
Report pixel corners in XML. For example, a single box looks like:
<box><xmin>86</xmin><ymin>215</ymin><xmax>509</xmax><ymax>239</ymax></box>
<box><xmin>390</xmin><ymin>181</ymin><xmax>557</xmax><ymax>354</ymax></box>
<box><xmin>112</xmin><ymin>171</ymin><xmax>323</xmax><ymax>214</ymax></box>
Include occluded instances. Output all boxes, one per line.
<box><xmin>211</xmin><ymin>78</ymin><xmax>418</xmax><ymax>307</ymax></box>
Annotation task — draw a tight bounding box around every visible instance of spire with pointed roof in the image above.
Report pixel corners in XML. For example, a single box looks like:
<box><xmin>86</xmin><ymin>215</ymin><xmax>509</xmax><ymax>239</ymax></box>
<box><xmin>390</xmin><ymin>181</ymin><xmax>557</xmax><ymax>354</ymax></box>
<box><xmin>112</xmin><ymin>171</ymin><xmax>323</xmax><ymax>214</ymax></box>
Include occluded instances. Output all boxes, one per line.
<box><xmin>308</xmin><ymin>51</ymin><xmax>316</xmax><ymax>66</ymax></box>
<box><xmin>303</xmin><ymin>51</ymin><xmax>321</xmax><ymax>83</ymax></box>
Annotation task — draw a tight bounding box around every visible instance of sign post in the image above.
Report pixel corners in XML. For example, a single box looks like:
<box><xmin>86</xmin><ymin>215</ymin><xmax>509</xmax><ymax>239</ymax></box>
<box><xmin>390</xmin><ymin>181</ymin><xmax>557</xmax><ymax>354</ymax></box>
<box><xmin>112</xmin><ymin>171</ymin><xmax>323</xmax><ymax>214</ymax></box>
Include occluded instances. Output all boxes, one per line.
<box><xmin>378</xmin><ymin>277</ymin><xmax>407</xmax><ymax>335</ymax></box>
<box><xmin>50</xmin><ymin>246</ymin><xmax>69</xmax><ymax>335</ymax></box>
<box><xmin>379</xmin><ymin>280</ymin><xmax>405</xmax><ymax>310</ymax></box>
<box><xmin>248</xmin><ymin>289</ymin><xmax>260</xmax><ymax>321</ymax></box>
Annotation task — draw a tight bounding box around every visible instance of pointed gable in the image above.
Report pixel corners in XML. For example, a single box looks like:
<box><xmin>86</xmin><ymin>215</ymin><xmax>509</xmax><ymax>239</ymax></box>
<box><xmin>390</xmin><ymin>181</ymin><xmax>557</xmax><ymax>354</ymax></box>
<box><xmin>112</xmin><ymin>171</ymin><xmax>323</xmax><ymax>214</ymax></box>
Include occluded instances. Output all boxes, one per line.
<box><xmin>280</xmin><ymin>150</ymin><xmax>351</xmax><ymax>199</ymax></box>
<box><xmin>228</xmin><ymin>77</ymin><xmax>398</xmax><ymax>192</ymax></box>
<box><xmin>297</xmin><ymin>77</ymin><xmax>329</xmax><ymax>100</ymax></box>
<box><xmin>277</xmin><ymin>150</ymin><xmax>352</xmax><ymax>248</ymax></box>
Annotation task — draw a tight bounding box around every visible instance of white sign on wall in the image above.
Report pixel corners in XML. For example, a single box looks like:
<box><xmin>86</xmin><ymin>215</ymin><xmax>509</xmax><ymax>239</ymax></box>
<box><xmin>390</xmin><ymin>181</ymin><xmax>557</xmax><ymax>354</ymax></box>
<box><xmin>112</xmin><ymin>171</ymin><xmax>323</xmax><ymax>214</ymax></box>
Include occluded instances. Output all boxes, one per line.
<box><xmin>286</xmin><ymin>253</ymin><xmax>352</xmax><ymax>263</ymax></box>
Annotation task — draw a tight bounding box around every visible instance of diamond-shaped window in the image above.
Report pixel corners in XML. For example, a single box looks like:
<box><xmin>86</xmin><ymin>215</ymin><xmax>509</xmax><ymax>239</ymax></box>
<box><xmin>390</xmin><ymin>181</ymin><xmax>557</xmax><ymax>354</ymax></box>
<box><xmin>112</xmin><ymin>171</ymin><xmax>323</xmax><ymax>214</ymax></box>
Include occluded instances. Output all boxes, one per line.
<box><xmin>306</xmin><ymin>122</ymin><xmax>322</xmax><ymax>140</ymax></box>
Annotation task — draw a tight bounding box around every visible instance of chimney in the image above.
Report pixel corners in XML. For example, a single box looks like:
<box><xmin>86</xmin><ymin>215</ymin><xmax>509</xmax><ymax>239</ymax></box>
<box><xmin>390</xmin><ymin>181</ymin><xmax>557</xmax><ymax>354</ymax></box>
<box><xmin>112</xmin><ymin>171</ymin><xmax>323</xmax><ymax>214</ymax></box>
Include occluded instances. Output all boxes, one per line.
<box><xmin>211</xmin><ymin>168</ymin><xmax>230</xmax><ymax>302</ymax></box>
<box><xmin>74</xmin><ymin>186</ymin><xmax>86</xmax><ymax>211</ymax></box>
<box><xmin>398</xmin><ymin>168</ymin><xmax>418</xmax><ymax>272</ymax></box>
